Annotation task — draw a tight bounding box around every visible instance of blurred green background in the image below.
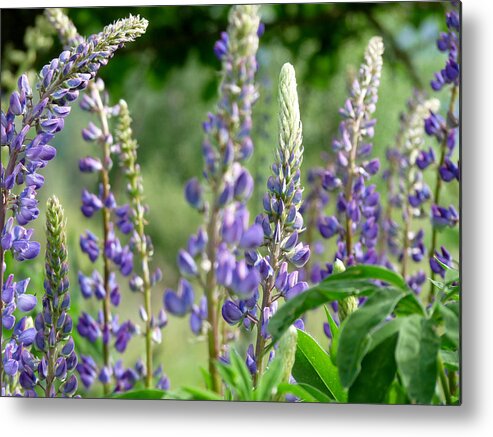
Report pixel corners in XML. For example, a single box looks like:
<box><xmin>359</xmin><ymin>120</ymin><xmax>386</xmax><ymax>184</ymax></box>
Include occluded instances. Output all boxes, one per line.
<box><xmin>1</xmin><ymin>2</ymin><xmax>459</xmax><ymax>395</ymax></box>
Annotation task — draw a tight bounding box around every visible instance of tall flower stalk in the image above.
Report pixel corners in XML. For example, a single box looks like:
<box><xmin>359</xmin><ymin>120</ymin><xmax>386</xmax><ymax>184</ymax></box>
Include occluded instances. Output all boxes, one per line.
<box><xmin>317</xmin><ymin>37</ymin><xmax>384</xmax><ymax>271</ymax></box>
<box><xmin>251</xmin><ymin>63</ymin><xmax>309</xmax><ymax>384</ymax></box>
<box><xmin>381</xmin><ymin>92</ymin><xmax>439</xmax><ymax>292</ymax></box>
<box><xmin>1</xmin><ymin>12</ymin><xmax>147</xmax><ymax>392</ymax></box>
<box><xmin>115</xmin><ymin>100</ymin><xmax>166</xmax><ymax>389</ymax></box>
<box><xmin>423</xmin><ymin>5</ymin><xmax>460</xmax><ymax>301</ymax></box>
<box><xmin>164</xmin><ymin>5</ymin><xmax>262</xmax><ymax>393</ymax></box>
<box><xmin>34</xmin><ymin>196</ymin><xmax>78</xmax><ymax>397</ymax></box>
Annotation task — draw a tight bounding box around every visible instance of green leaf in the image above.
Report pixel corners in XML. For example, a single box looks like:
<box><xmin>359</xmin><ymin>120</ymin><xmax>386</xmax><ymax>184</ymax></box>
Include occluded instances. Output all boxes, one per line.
<box><xmin>216</xmin><ymin>351</ymin><xmax>254</xmax><ymax>401</ymax></box>
<box><xmin>395</xmin><ymin>292</ymin><xmax>426</xmax><ymax>316</ymax></box>
<box><xmin>348</xmin><ymin>332</ymin><xmax>399</xmax><ymax>403</ymax></box>
<box><xmin>432</xmin><ymin>302</ymin><xmax>459</xmax><ymax>350</ymax></box>
<box><xmin>229</xmin><ymin>349</ymin><xmax>254</xmax><ymax>400</ymax></box>
<box><xmin>269</xmin><ymin>265</ymin><xmax>407</xmax><ymax>344</ymax></box>
<box><xmin>292</xmin><ymin>329</ymin><xmax>347</xmax><ymax>402</ymax></box>
<box><xmin>395</xmin><ymin>315</ymin><xmax>440</xmax><ymax>404</ymax></box>
<box><xmin>112</xmin><ymin>389</ymin><xmax>167</xmax><ymax>400</ymax></box>
<box><xmin>199</xmin><ymin>367</ymin><xmax>213</xmax><ymax>391</ymax></box>
<box><xmin>441</xmin><ymin>349</ymin><xmax>459</xmax><ymax>372</ymax></box>
<box><xmin>277</xmin><ymin>382</ymin><xmax>334</xmax><ymax>403</ymax></box>
<box><xmin>328</xmin><ymin>265</ymin><xmax>408</xmax><ymax>290</ymax></box>
<box><xmin>337</xmin><ymin>287</ymin><xmax>406</xmax><ymax>388</ymax></box>
<box><xmin>255</xmin><ymin>355</ymin><xmax>284</xmax><ymax>401</ymax></box>
<box><xmin>324</xmin><ymin>305</ymin><xmax>341</xmax><ymax>364</ymax></box>
<box><xmin>181</xmin><ymin>386</ymin><xmax>223</xmax><ymax>401</ymax></box>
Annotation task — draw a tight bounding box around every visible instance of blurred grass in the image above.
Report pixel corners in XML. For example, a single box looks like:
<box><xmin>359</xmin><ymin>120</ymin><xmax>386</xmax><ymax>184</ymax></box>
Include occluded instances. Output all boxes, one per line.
<box><xmin>2</xmin><ymin>3</ymin><xmax>459</xmax><ymax>392</ymax></box>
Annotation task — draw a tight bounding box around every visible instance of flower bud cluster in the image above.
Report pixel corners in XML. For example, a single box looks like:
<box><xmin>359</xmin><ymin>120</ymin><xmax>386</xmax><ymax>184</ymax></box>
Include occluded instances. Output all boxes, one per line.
<box><xmin>315</xmin><ymin>37</ymin><xmax>385</xmax><ymax>278</ymax></box>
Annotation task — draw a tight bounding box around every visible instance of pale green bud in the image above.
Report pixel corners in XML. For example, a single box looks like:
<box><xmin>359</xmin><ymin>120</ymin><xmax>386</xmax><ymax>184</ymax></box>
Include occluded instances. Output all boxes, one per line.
<box><xmin>333</xmin><ymin>258</ymin><xmax>346</xmax><ymax>274</ymax></box>
<box><xmin>278</xmin><ymin>62</ymin><xmax>302</xmax><ymax>159</ymax></box>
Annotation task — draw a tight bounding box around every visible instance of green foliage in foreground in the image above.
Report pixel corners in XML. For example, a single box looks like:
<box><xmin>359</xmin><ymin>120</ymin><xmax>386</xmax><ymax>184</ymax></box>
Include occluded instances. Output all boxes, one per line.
<box><xmin>112</xmin><ymin>265</ymin><xmax>459</xmax><ymax>405</ymax></box>
<box><xmin>268</xmin><ymin>264</ymin><xmax>460</xmax><ymax>405</ymax></box>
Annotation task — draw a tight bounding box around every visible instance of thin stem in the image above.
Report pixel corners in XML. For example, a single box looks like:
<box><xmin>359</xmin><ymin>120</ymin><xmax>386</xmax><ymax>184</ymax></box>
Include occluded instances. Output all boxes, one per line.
<box><xmin>139</xmin><ymin>225</ymin><xmax>153</xmax><ymax>388</ymax></box>
<box><xmin>45</xmin><ymin>318</ymin><xmax>58</xmax><ymax>397</ymax></box>
<box><xmin>401</xmin><ymin>205</ymin><xmax>413</xmax><ymax>278</ymax></box>
<box><xmin>427</xmin><ymin>84</ymin><xmax>459</xmax><ymax>303</ymax></box>
<box><xmin>93</xmin><ymin>84</ymin><xmax>112</xmax><ymax>395</ymax></box>
<box><xmin>437</xmin><ymin>354</ymin><xmax>452</xmax><ymax>405</ymax></box>
<box><xmin>204</xmin><ymin>202</ymin><xmax>221</xmax><ymax>393</ymax></box>
<box><xmin>253</xmin><ymin>238</ymin><xmax>280</xmax><ymax>387</ymax></box>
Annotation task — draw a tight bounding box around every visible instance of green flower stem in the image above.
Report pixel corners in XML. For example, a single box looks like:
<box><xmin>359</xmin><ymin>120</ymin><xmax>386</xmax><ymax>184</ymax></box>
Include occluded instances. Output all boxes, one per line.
<box><xmin>92</xmin><ymin>82</ymin><xmax>112</xmax><ymax>395</ymax></box>
<box><xmin>205</xmin><ymin>201</ymin><xmax>222</xmax><ymax>393</ymax></box>
<box><xmin>427</xmin><ymin>84</ymin><xmax>459</xmax><ymax>303</ymax></box>
<box><xmin>437</xmin><ymin>354</ymin><xmax>451</xmax><ymax>405</ymax></box>
<box><xmin>116</xmin><ymin>100</ymin><xmax>155</xmax><ymax>388</ymax></box>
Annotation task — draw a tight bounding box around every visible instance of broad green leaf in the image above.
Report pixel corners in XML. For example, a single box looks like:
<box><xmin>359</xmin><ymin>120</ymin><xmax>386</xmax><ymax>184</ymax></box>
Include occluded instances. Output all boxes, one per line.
<box><xmin>432</xmin><ymin>302</ymin><xmax>459</xmax><ymax>350</ymax></box>
<box><xmin>277</xmin><ymin>382</ymin><xmax>334</xmax><ymax>403</ymax></box>
<box><xmin>395</xmin><ymin>292</ymin><xmax>426</xmax><ymax>316</ymax></box>
<box><xmin>441</xmin><ymin>349</ymin><xmax>459</xmax><ymax>371</ymax></box>
<box><xmin>292</xmin><ymin>329</ymin><xmax>347</xmax><ymax>402</ymax></box>
<box><xmin>337</xmin><ymin>287</ymin><xmax>406</xmax><ymax>388</ymax></box>
<box><xmin>269</xmin><ymin>265</ymin><xmax>407</xmax><ymax>343</ymax></box>
<box><xmin>385</xmin><ymin>380</ymin><xmax>409</xmax><ymax>404</ymax></box>
<box><xmin>326</xmin><ymin>265</ymin><xmax>408</xmax><ymax>290</ymax></box>
<box><xmin>181</xmin><ymin>386</ymin><xmax>223</xmax><ymax>401</ymax></box>
<box><xmin>395</xmin><ymin>315</ymin><xmax>440</xmax><ymax>404</ymax></box>
<box><xmin>348</xmin><ymin>332</ymin><xmax>399</xmax><ymax>403</ymax></box>
<box><xmin>112</xmin><ymin>389</ymin><xmax>167</xmax><ymax>400</ymax></box>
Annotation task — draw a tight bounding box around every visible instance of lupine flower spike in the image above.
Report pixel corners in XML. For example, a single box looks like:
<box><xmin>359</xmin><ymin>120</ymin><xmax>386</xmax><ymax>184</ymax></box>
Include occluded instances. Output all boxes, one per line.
<box><xmin>316</xmin><ymin>36</ymin><xmax>384</xmax><ymax>280</ymax></box>
<box><xmin>34</xmin><ymin>196</ymin><xmax>78</xmax><ymax>397</ymax></box>
<box><xmin>116</xmin><ymin>100</ymin><xmax>168</xmax><ymax>389</ymax></box>
<box><xmin>43</xmin><ymin>8</ymin><xmax>148</xmax><ymax>394</ymax></box>
<box><xmin>381</xmin><ymin>92</ymin><xmax>440</xmax><ymax>293</ymax></box>
<box><xmin>424</xmin><ymin>4</ymin><xmax>460</xmax><ymax>300</ymax></box>
<box><xmin>248</xmin><ymin>63</ymin><xmax>310</xmax><ymax>385</ymax></box>
<box><xmin>1</xmin><ymin>9</ymin><xmax>147</xmax><ymax>393</ymax></box>
<box><xmin>164</xmin><ymin>5</ymin><xmax>262</xmax><ymax>393</ymax></box>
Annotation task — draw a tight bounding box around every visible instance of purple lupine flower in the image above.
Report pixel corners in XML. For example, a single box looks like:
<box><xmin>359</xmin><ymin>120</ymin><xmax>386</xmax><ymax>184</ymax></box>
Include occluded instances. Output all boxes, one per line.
<box><xmin>431</xmin><ymin>204</ymin><xmax>459</xmax><ymax>229</ymax></box>
<box><xmin>380</xmin><ymin>92</ymin><xmax>439</xmax><ymax>291</ymax></box>
<box><xmin>190</xmin><ymin>297</ymin><xmax>207</xmax><ymax>335</ymax></box>
<box><xmin>164</xmin><ymin>6</ymin><xmax>262</xmax><ymax>393</ymax></box>
<box><xmin>163</xmin><ymin>279</ymin><xmax>194</xmax><ymax>316</ymax></box>
<box><xmin>80</xmin><ymin>230</ymin><xmax>100</xmax><ymax>262</ymax></box>
<box><xmin>430</xmin><ymin>246</ymin><xmax>453</xmax><ymax>279</ymax></box>
<box><xmin>1</xmin><ymin>23</ymin><xmax>149</xmax><ymax>390</ymax></box>
<box><xmin>423</xmin><ymin>3</ymin><xmax>460</xmax><ymax>299</ymax></box>
<box><xmin>316</xmin><ymin>37</ymin><xmax>384</xmax><ymax>277</ymax></box>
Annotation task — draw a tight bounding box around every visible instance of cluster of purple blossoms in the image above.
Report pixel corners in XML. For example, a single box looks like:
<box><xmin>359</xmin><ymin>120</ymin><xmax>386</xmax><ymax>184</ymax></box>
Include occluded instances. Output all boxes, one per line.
<box><xmin>76</xmin><ymin>78</ymin><xmax>142</xmax><ymax>394</ymax></box>
<box><xmin>235</xmin><ymin>63</ymin><xmax>309</xmax><ymax>382</ymax></box>
<box><xmin>1</xmin><ymin>12</ymin><xmax>148</xmax><ymax>394</ymax></box>
<box><xmin>164</xmin><ymin>5</ymin><xmax>262</xmax><ymax>392</ymax></box>
<box><xmin>381</xmin><ymin>92</ymin><xmax>440</xmax><ymax>293</ymax></box>
<box><xmin>424</xmin><ymin>5</ymin><xmax>460</xmax><ymax>283</ymax></box>
<box><xmin>312</xmin><ymin>37</ymin><xmax>384</xmax><ymax>281</ymax></box>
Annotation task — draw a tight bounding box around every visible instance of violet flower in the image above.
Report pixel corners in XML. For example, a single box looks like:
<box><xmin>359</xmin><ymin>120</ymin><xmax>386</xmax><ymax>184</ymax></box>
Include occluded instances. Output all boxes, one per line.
<box><xmin>163</xmin><ymin>5</ymin><xmax>261</xmax><ymax>393</ymax></box>
<box><xmin>1</xmin><ymin>10</ymin><xmax>147</xmax><ymax>393</ymax></box>
<box><xmin>423</xmin><ymin>4</ymin><xmax>460</xmax><ymax>301</ymax></box>
<box><xmin>244</xmin><ymin>63</ymin><xmax>310</xmax><ymax>385</ymax></box>
<box><xmin>29</xmin><ymin>197</ymin><xmax>78</xmax><ymax>397</ymax></box>
<box><xmin>316</xmin><ymin>37</ymin><xmax>385</xmax><ymax>276</ymax></box>
<box><xmin>380</xmin><ymin>92</ymin><xmax>440</xmax><ymax>293</ymax></box>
